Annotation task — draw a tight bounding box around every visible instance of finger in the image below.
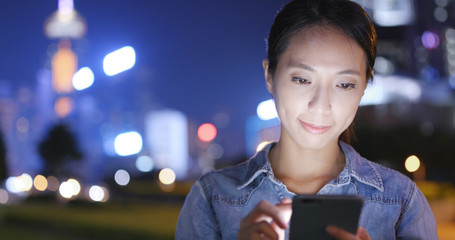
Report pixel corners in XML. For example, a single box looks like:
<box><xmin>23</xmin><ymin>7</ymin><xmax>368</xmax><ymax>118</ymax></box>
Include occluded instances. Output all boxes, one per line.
<box><xmin>242</xmin><ymin>200</ymin><xmax>289</xmax><ymax>229</ymax></box>
<box><xmin>239</xmin><ymin>221</ymin><xmax>279</xmax><ymax>240</ymax></box>
<box><xmin>326</xmin><ymin>225</ymin><xmax>357</xmax><ymax>240</ymax></box>
<box><xmin>356</xmin><ymin>227</ymin><xmax>371</xmax><ymax>240</ymax></box>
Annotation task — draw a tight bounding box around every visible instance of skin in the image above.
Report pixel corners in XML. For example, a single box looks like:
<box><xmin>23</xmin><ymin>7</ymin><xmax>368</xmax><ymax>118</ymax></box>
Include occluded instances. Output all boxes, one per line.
<box><xmin>237</xmin><ymin>25</ymin><xmax>372</xmax><ymax>240</ymax></box>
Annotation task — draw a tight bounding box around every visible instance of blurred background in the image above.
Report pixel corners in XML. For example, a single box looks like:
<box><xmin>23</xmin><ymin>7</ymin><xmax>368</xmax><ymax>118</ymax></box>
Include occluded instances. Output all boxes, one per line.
<box><xmin>0</xmin><ymin>0</ymin><xmax>454</xmax><ymax>239</ymax></box>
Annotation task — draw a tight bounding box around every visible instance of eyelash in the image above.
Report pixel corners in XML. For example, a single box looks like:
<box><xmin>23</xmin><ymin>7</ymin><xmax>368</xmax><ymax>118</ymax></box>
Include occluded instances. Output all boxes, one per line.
<box><xmin>337</xmin><ymin>83</ymin><xmax>356</xmax><ymax>89</ymax></box>
<box><xmin>291</xmin><ymin>76</ymin><xmax>310</xmax><ymax>85</ymax></box>
<box><xmin>291</xmin><ymin>77</ymin><xmax>356</xmax><ymax>90</ymax></box>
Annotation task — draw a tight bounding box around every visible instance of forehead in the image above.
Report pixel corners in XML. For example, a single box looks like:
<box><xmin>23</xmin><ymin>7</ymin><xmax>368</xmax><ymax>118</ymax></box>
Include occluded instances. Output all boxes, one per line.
<box><xmin>281</xmin><ymin>25</ymin><xmax>367</xmax><ymax>71</ymax></box>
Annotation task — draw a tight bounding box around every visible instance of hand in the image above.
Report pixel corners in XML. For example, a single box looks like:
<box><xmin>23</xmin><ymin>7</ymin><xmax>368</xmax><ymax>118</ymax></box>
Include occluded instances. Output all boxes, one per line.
<box><xmin>238</xmin><ymin>198</ymin><xmax>292</xmax><ymax>240</ymax></box>
<box><xmin>326</xmin><ymin>226</ymin><xmax>371</xmax><ymax>240</ymax></box>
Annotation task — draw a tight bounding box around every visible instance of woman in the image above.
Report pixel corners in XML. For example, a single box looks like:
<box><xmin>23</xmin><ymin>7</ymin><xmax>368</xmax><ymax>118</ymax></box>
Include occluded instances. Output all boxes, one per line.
<box><xmin>176</xmin><ymin>0</ymin><xmax>438</xmax><ymax>239</ymax></box>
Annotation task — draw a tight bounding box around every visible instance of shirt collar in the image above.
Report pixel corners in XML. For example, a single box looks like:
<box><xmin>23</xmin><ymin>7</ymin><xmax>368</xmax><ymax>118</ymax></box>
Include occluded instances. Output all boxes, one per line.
<box><xmin>238</xmin><ymin>141</ymin><xmax>384</xmax><ymax>192</ymax></box>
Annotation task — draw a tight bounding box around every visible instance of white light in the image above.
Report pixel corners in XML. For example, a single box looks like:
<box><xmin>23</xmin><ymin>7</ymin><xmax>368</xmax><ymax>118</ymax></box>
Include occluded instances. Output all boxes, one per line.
<box><xmin>73</xmin><ymin>67</ymin><xmax>94</xmax><ymax>91</ymax></box>
<box><xmin>103</xmin><ymin>46</ymin><xmax>136</xmax><ymax>76</ymax></box>
<box><xmin>67</xmin><ymin>178</ymin><xmax>81</xmax><ymax>196</ymax></box>
<box><xmin>158</xmin><ymin>168</ymin><xmax>176</xmax><ymax>185</ymax></box>
<box><xmin>114</xmin><ymin>131</ymin><xmax>143</xmax><ymax>156</ymax></box>
<box><xmin>58</xmin><ymin>0</ymin><xmax>74</xmax><ymax>15</ymax></box>
<box><xmin>114</xmin><ymin>169</ymin><xmax>130</xmax><ymax>186</ymax></box>
<box><xmin>59</xmin><ymin>181</ymin><xmax>74</xmax><ymax>199</ymax></box>
<box><xmin>434</xmin><ymin>7</ymin><xmax>448</xmax><ymax>23</ymax></box>
<box><xmin>5</xmin><ymin>177</ymin><xmax>20</xmax><ymax>193</ymax></box>
<box><xmin>136</xmin><ymin>155</ymin><xmax>154</xmax><ymax>172</ymax></box>
<box><xmin>19</xmin><ymin>174</ymin><xmax>33</xmax><ymax>192</ymax></box>
<box><xmin>257</xmin><ymin>99</ymin><xmax>278</xmax><ymax>121</ymax></box>
<box><xmin>89</xmin><ymin>185</ymin><xmax>105</xmax><ymax>202</ymax></box>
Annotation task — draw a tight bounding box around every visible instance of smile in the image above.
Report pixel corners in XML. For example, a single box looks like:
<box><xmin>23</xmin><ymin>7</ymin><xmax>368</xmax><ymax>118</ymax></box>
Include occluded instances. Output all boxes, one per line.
<box><xmin>299</xmin><ymin>121</ymin><xmax>331</xmax><ymax>134</ymax></box>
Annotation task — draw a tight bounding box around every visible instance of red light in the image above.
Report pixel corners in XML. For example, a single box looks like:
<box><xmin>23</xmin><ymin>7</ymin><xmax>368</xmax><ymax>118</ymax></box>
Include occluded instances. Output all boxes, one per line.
<box><xmin>198</xmin><ymin>123</ymin><xmax>217</xmax><ymax>142</ymax></box>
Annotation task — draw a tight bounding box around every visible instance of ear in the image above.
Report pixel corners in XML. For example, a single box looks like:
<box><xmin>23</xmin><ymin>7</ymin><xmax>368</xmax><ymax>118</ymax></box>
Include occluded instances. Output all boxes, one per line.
<box><xmin>263</xmin><ymin>59</ymin><xmax>274</xmax><ymax>95</ymax></box>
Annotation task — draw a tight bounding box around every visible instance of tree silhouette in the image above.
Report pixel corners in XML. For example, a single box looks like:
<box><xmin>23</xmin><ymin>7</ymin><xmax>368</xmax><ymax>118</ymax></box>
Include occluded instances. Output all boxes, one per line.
<box><xmin>38</xmin><ymin>123</ymin><xmax>82</xmax><ymax>177</ymax></box>
<box><xmin>0</xmin><ymin>131</ymin><xmax>7</xmax><ymax>183</ymax></box>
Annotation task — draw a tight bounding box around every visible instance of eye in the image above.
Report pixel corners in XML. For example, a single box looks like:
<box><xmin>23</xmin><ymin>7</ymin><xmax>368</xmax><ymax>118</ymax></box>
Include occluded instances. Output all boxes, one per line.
<box><xmin>337</xmin><ymin>83</ymin><xmax>356</xmax><ymax>90</ymax></box>
<box><xmin>291</xmin><ymin>76</ymin><xmax>311</xmax><ymax>85</ymax></box>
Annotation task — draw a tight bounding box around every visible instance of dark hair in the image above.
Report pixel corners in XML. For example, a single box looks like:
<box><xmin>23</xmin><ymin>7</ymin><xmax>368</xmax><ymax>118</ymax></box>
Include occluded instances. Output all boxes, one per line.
<box><xmin>266</xmin><ymin>0</ymin><xmax>377</xmax><ymax>143</ymax></box>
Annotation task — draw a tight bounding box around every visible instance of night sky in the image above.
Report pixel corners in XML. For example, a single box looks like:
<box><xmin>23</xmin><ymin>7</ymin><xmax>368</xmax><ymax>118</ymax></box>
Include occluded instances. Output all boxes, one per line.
<box><xmin>0</xmin><ymin>0</ymin><xmax>289</xmax><ymax>160</ymax></box>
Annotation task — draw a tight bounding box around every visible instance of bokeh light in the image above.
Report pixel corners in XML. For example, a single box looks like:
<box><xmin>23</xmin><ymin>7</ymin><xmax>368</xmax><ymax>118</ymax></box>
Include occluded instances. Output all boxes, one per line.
<box><xmin>421</xmin><ymin>31</ymin><xmax>440</xmax><ymax>50</ymax></box>
<box><xmin>257</xmin><ymin>99</ymin><xmax>278</xmax><ymax>121</ymax></box>
<box><xmin>135</xmin><ymin>155</ymin><xmax>154</xmax><ymax>172</ymax></box>
<box><xmin>89</xmin><ymin>185</ymin><xmax>105</xmax><ymax>202</ymax></box>
<box><xmin>55</xmin><ymin>97</ymin><xmax>74</xmax><ymax>118</ymax></box>
<box><xmin>405</xmin><ymin>155</ymin><xmax>421</xmax><ymax>172</ymax></box>
<box><xmin>103</xmin><ymin>46</ymin><xmax>136</xmax><ymax>76</ymax></box>
<box><xmin>34</xmin><ymin>175</ymin><xmax>48</xmax><ymax>191</ymax></box>
<box><xmin>19</xmin><ymin>173</ymin><xmax>33</xmax><ymax>192</ymax></box>
<box><xmin>59</xmin><ymin>178</ymin><xmax>81</xmax><ymax>198</ymax></box>
<box><xmin>114</xmin><ymin>131</ymin><xmax>143</xmax><ymax>156</ymax></box>
<box><xmin>0</xmin><ymin>189</ymin><xmax>8</xmax><ymax>204</ymax></box>
<box><xmin>114</xmin><ymin>169</ymin><xmax>130</xmax><ymax>186</ymax></box>
<box><xmin>158</xmin><ymin>168</ymin><xmax>176</xmax><ymax>185</ymax></box>
<box><xmin>73</xmin><ymin>67</ymin><xmax>94</xmax><ymax>91</ymax></box>
<box><xmin>47</xmin><ymin>176</ymin><xmax>60</xmax><ymax>191</ymax></box>
<box><xmin>197</xmin><ymin>123</ymin><xmax>217</xmax><ymax>142</ymax></box>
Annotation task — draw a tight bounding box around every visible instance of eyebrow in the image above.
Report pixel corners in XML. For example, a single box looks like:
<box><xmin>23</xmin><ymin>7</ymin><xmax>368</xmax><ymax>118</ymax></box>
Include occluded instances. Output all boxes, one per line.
<box><xmin>290</xmin><ymin>62</ymin><xmax>361</xmax><ymax>76</ymax></box>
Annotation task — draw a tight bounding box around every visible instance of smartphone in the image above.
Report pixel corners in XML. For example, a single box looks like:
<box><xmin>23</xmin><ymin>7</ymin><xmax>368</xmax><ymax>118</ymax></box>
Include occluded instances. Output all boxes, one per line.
<box><xmin>289</xmin><ymin>194</ymin><xmax>364</xmax><ymax>240</ymax></box>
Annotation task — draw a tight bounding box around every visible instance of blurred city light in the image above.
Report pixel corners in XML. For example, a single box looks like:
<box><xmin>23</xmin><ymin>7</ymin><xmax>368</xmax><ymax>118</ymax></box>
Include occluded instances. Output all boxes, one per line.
<box><xmin>52</xmin><ymin>40</ymin><xmax>77</xmax><ymax>93</ymax></box>
<box><xmin>73</xmin><ymin>67</ymin><xmax>94</xmax><ymax>91</ymax></box>
<box><xmin>114</xmin><ymin>169</ymin><xmax>130</xmax><ymax>186</ymax></box>
<box><xmin>197</xmin><ymin>123</ymin><xmax>217</xmax><ymax>142</ymax></box>
<box><xmin>59</xmin><ymin>181</ymin><xmax>73</xmax><ymax>198</ymax></box>
<box><xmin>47</xmin><ymin>176</ymin><xmax>60</xmax><ymax>191</ymax></box>
<box><xmin>59</xmin><ymin>178</ymin><xmax>81</xmax><ymax>198</ymax></box>
<box><xmin>405</xmin><ymin>155</ymin><xmax>421</xmax><ymax>173</ymax></box>
<box><xmin>207</xmin><ymin>143</ymin><xmax>224</xmax><ymax>160</ymax></box>
<box><xmin>20</xmin><ymin>174</ymin><xmax>33</xmax><ymax>192</ymax></box>
<box><xmin>67</xmin><ymin>178</ymin><xmax>81</xmax><ymax>196</ymax></box>
<box><xmin>145</xmin><ymin>110</ymin><xmax>189</xmax><ymax>179</ymax></box>
<box><xmin>372</xmin><ymin>0</ymin><xmax>415</xmax><ymax>27</ymax></box>
<box><xmin>55</xmin><ymin>96</ymin><xmax>74</xmax><ymax>118</ymax></box>
<box><xmin>5</xmin><ymin>177</ymin><xmax>19</xmax><ymax>193</ymax></box>
<box><xmin>422</xmin><ymin>31</ymin><xmax>440</xmax><ymax>50</ymax></box>
<box><xmin>257</xmin><ymin>99</ymin><xmax>278</xmax><ymax>121</ymax></box>
<box><xmin>158</xmin><ymin>168</ymin><xmax>176</xmax><ymax>185</ymax></box>
<box><xmin>114</xmin><ymin>131</ymin><xmax>143</xmax><ymax>156</ymax></box>
<box><xmin>434</xmin><ymin>7</ymin><xmax>448</xmax><ymax>22</ymax></box>
<box><xmin>135</xmin><ymin>155</ymin><xmax>154</xmax><ymax>172</ymax></box>
<box><xmin>103</xmin><ymin>46</ymin><xmax>136</xmax><ymax>76</ymax></box>
<box><xmin>88</xmin><ymin>185</ymin><xmax>109</xmax><ymax>202</ymax></box>
<box><xmin>33</xmin><ymin>174</ymin><xmax>48</xmax><ymax>191</ymax></box>
<box><xmin>0</xmin><ymin>189</ymin><xmax>8</xmax><ymax>204</ymax></box>
<box><xmin>58</xmin><ymin>0</ymin><xmax>73</xmax><ymax>14</ymax></box>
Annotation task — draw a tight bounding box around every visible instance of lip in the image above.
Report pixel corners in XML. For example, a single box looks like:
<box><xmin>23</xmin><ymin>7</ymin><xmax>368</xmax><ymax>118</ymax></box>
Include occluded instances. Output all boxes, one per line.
<box><xmin>299</xmin><ymin>121</ymin><xmax>331</xmax><ymax>134</ymax></box>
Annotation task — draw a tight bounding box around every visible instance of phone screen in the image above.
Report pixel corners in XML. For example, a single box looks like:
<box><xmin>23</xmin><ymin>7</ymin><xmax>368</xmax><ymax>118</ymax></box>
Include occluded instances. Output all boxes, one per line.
<box><xmin>289</xmin><ymin>194</ymin><xmax>363</xmax><ymax>240</ymax></box>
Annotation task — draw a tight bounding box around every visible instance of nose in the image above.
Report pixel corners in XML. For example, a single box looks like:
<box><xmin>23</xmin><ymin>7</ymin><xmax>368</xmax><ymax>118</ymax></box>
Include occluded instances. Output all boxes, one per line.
<box><xmin>308</xmin><ymin>86</ymin><xmax>332</xmax><ymax>115</ymax></box>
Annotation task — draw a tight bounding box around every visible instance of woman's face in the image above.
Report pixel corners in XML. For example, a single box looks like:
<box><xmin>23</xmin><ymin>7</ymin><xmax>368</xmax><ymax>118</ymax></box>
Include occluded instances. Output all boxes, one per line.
<box><xmin>265</xmin><ymin>26</ymin><xmax>367</xmax><ymax>150</ymax></box>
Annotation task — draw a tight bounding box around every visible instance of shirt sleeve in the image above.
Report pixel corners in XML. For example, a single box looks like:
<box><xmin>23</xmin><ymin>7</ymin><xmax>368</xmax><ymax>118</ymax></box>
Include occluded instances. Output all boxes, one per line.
<box><xmin>175</xmin><ymin>180</ymin><xmax>221</xmax><ymax>240</ymax></box>
<box><xmin>396</xmin><ymin>182</ymin><xmax>438</xmax><ymax>239</ymax></box>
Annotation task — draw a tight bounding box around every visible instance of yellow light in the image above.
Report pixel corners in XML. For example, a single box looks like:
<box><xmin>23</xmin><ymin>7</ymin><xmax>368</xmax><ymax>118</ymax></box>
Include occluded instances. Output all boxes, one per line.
<box><xmin>158</xmin><ymin>168</ymin><xmax>176</xmax><ymax>185</ymax></box>
<box><xmin>55</xmin><ymin>97</ymin><xmax>74</xmax><ymax>118</ymax></box>
<box><xmin>405</xmin><ymin>155</ymin><xmax>421</xmax><ymax>172</ymax></box>
<box><xmin>256</xmin><ymin>141</ymin><xmax>270</xmax><ymax>152</ymax></box>
<box><xmin>52</xmin><ymin>39</ymin><xmax>77</xmax><ymax>93</ymax></box>
<box><xmin>34</xmin><ymin>175</ymin><xmax>48</xmax><ymax>191</ymax></box>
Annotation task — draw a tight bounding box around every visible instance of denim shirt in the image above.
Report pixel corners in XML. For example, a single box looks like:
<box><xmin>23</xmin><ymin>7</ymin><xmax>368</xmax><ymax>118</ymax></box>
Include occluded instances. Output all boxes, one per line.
<box><xmin>176</xmin><ymin>142</ymin><xmax>438</xmax><ymax>240</ymax></box>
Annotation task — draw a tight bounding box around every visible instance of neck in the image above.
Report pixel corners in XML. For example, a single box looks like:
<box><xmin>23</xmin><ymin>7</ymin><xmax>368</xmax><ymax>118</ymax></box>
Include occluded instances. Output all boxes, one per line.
<box><xmin>268</xmin><ymin>137</ymin><xmax>345</xmax><ymax>194</ymax></box>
